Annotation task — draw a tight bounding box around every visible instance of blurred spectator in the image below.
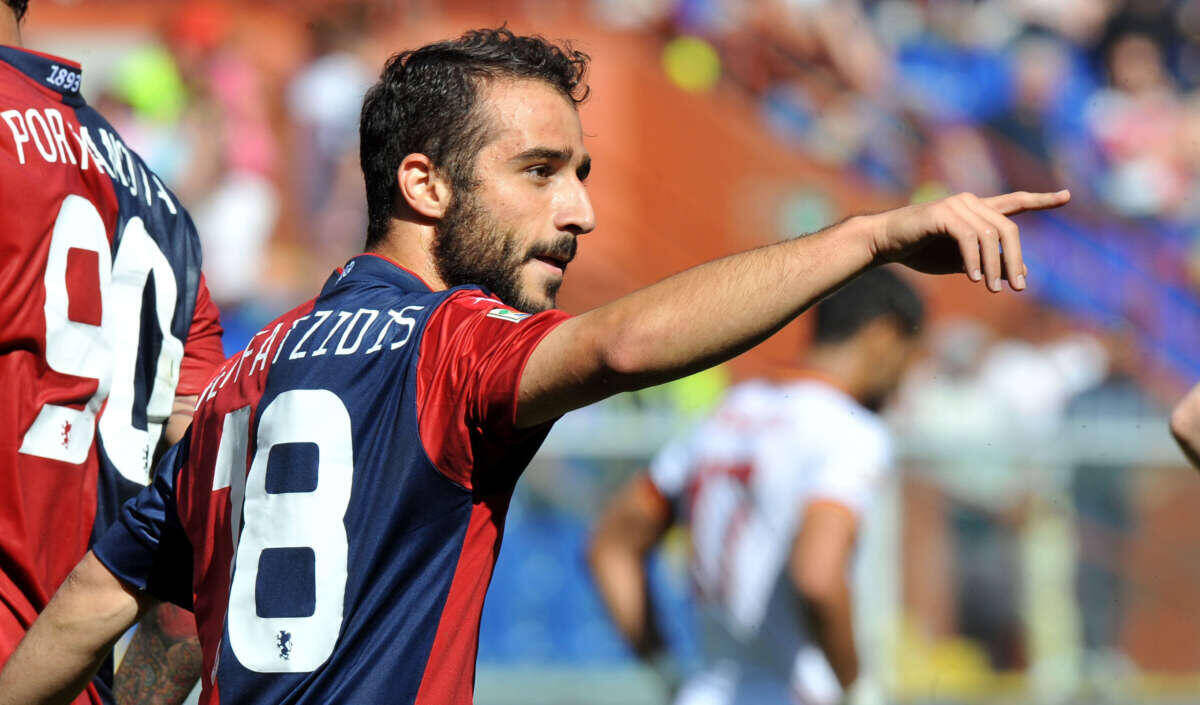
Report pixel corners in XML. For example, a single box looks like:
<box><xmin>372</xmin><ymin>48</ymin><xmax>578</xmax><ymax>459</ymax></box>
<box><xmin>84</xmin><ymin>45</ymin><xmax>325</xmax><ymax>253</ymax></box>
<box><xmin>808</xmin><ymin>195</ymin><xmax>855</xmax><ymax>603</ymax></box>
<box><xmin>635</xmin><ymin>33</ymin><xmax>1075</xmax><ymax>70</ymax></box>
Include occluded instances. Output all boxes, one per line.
<box><xmin>1064</xmin><ymin>331</ymin><xmax>1160</xmax><ymax>678</ymax></box>
<box><xmin>1086</xmin><ymin>28</ymin><xmax>1188</xmax><ymax>216</ymax></box>
<box><xmin>894</xmin><ymin>320</ymin><xmax>1024</xmax><ymax>669</ymax></box>
<box><xmin>103</xmin><ymin>45</ymin><xmax>191</xmax><ymax>183</ymax></box>
<box><xmin>895</xmin><ymin>317</ymin><xmax>1108</xmax><ymax>669</ymax></box>
<box><xmin>984</xmin><ymin>34</ymin><xmax>1091</xmax><ymax>194</ymax></box>
<box><xmin>287</xmin><ymin>16</ymin><xmax>371</xmax><ymax>265</ymax></box>
<box><xmin>169</xmin><ymin>1</ymin><xmax>279</xmax><ymax>320</ymax></box>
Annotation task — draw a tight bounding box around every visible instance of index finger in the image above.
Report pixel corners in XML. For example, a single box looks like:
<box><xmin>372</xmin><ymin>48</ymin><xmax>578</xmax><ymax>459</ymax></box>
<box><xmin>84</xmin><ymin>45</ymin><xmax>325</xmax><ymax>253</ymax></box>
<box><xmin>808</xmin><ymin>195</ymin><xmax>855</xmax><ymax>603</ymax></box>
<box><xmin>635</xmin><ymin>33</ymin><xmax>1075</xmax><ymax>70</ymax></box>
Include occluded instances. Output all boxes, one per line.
<box><xmin>962</xmin><ymin>194</ymin><xmax>1026</xmax><ymax>290</ymax></box>
<box><xmin>982</xmin><ymin>189</ymin><xmax>1071</xmax><ymax>216</ymax></box>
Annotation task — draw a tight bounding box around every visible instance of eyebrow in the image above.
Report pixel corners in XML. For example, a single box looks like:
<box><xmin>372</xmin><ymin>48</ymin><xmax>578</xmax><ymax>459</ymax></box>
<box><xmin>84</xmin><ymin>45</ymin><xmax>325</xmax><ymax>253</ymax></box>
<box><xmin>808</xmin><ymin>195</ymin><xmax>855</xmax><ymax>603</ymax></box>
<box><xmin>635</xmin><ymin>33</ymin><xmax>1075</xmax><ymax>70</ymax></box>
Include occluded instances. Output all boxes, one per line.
<box><xmin>510</xmin><ymin>147</ymin><xmax>592</xmax><ymax>178</ymax></box>
<box><xmin>511</xmin><ymin>147</ymin><xmax>574</xmax><ymax>163</ymax></box>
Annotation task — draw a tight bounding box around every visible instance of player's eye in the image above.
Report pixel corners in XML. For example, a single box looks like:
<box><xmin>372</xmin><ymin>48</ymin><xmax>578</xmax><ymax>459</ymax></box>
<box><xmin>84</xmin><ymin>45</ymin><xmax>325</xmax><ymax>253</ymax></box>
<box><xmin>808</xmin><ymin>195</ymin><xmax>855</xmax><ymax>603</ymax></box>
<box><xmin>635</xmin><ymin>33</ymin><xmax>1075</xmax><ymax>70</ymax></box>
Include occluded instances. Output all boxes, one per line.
<box><xmin>527</xmin><ymin>164</ymin><xmax>555</xmax><ymax>180</ymax></box>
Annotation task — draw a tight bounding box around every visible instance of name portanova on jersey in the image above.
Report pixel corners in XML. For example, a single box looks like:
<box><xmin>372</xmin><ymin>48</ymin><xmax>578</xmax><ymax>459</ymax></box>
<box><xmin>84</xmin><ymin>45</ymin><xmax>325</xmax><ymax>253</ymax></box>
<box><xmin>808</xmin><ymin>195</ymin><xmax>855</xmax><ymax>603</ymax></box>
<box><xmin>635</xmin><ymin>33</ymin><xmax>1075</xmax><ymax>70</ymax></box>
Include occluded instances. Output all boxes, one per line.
<box><xmin>94</xmin><ymin>254</ymin><xmax>570</xmax><ymax>705</ymax></box>
<box><xmin>0</xmin><ymin>46</ymin><xmax>224</xmax><ymax>705</ymax></box>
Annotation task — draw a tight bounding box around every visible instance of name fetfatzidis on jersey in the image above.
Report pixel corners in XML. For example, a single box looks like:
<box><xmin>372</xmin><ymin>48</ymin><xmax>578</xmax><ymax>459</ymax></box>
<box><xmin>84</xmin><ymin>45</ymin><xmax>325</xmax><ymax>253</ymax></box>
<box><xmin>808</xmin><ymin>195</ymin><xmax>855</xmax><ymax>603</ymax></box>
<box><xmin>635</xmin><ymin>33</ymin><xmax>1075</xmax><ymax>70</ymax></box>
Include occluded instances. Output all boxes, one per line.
<box><xmin>196</xmin><ymin>306</ymin><xmax>425</xmax><ymax>408</ymax></box>
<box><xmin>2</xmin><ymin>106</ymin><xmax>177</xmax><ymax>215</ymax></box>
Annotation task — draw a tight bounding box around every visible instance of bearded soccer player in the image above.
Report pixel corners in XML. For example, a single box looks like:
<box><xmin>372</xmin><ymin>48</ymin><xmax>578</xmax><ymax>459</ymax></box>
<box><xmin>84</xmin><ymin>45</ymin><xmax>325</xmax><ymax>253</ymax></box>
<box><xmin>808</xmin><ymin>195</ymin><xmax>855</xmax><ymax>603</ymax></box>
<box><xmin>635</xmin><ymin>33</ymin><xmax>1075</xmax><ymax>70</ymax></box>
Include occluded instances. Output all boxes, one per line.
<box><xmin>588</xmin><ymin>269</ymin><xmax>923</xmax><ymax>705</ymax></box>
<box><xmin>0</xmin><ymin>27</ymin><xmax>1068</xmax><ymax>705</ymax></box>
<box><xmin>0</xmin><ymin>2</ymin><xmax>220</xmax><ymax>704</ymax></box>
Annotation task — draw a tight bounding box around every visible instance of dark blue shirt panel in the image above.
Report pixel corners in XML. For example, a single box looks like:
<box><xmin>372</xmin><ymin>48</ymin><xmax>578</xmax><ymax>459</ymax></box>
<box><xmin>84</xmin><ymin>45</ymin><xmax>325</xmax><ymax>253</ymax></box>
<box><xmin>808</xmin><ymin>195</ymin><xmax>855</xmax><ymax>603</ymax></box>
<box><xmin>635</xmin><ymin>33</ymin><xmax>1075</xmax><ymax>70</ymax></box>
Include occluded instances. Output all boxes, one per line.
<box><xmin>92</xmin><ymin>434</ymin><xmax>195</xmax><ymax>611</ymax></box>
<box><xmin>73</xmin><ymin>102</ymin><xmax>209</xmax><ymax>547</ymax></box>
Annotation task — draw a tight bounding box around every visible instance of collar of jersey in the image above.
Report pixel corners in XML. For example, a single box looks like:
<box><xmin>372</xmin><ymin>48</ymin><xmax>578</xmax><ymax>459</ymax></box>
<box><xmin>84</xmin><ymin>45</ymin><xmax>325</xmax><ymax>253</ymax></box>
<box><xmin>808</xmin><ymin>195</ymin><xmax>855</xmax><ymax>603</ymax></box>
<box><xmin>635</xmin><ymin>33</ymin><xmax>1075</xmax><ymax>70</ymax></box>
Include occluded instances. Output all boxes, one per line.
<box><xmin>326</xmin><ymin>253</ymin><xmax>438</xmax><ymax>294</ymax></box>
<box><xmin>0</xmin><ymin>45</ymin><xmax>83</xmax><ymax>103</ymax></box>
<box><xmin>765</xmin><ymin>367</ymin><xmax>860</xmax><ymax>403</ymax></box>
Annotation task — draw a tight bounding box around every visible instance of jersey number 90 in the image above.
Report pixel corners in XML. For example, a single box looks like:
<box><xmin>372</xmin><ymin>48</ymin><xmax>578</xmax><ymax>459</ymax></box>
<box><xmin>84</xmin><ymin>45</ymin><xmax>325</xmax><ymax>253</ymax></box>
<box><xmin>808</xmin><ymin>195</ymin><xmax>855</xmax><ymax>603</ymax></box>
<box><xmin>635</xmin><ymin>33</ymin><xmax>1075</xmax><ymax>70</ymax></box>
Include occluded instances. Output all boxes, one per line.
<box><xmin>19</xmin><ymin>194</ymin><xmax>183</xmax><ymax>485</ymax></box>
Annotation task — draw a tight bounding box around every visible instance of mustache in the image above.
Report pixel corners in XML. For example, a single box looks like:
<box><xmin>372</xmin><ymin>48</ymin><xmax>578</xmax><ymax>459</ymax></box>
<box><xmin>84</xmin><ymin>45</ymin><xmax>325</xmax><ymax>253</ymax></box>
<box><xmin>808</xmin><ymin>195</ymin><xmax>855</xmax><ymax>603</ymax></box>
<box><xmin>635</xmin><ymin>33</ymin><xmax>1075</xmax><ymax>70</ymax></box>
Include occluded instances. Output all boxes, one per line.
<box><xmin>526</xmin><ymin>236</ymin><xmax>578</xmax><ymax>264</ymax></box>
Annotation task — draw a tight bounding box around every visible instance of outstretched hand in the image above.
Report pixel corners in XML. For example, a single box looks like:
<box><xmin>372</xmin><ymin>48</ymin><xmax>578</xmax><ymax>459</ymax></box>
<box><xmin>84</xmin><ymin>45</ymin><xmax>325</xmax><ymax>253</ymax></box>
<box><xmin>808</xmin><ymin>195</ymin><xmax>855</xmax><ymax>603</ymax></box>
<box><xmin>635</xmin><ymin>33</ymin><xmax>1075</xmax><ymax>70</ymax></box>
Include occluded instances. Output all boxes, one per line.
<box><xmin>868</xmin><ymin>189</ymin><xmax>1071</xmax><ymax>292</ymax></box>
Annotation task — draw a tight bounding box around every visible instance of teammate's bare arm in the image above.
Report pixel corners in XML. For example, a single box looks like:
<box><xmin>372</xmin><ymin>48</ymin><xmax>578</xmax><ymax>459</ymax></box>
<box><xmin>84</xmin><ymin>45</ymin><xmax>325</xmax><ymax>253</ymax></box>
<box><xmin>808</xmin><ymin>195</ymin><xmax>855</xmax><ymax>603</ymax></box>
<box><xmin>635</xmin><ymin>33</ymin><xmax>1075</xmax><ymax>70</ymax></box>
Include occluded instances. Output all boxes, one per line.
<box><xmin>163</xmin><ymin>395</ymin><xmax>200</xmax><ymax>447</ymax></box>
<box><xmin>0</xmin><ymin>552</ymin><xmax>150</xmax><ymax>705</ymax></box>
<box><xmin>113</xmin><ymin>392</ymin><xmax>204</xmax><ymax>705</ymax></box>
<box><xmin>587</xmin><ymin>476</ymin><xmax>674</xmax><ymax>659</ymax></box>
<box><xmin>790</xmin><ymin>499</ymin><xmax>860</xmax><ymax>689</ymax></box>
<box><xmin>516</xmin><ymin>190</ymin><xmax>1070</xmax><ymax>428</ymax></box>
<box><xmin>1170</xmin><ymin>382</ymin><xmax>1200</xmax><ymax>468</ymax></box>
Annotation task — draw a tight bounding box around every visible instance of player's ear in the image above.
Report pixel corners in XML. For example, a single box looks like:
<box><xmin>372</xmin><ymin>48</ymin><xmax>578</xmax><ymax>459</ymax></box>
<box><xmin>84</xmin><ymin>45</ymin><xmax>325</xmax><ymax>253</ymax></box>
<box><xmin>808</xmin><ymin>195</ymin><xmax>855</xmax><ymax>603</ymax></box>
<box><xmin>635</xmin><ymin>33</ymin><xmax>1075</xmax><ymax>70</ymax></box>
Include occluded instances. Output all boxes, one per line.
<box><xmin>397</xmin><ymin>153</ymin><xmax>451</xmax><ymax>220</ymax></box>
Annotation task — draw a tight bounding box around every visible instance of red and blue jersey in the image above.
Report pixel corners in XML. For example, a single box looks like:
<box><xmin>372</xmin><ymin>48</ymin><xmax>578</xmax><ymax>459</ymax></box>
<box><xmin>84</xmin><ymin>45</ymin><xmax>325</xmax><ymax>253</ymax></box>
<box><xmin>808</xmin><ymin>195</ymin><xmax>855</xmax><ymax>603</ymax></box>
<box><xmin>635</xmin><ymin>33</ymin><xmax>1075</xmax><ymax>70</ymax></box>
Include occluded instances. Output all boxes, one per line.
<box><xmin>94</xmin><ymin>253</ymin><xmax>569</xmax><ymax>705</ymax></box>
<box><xmin>0</xmin><ymin>46</ymin><xmax>224</xmax><ymax>704</ymax></box>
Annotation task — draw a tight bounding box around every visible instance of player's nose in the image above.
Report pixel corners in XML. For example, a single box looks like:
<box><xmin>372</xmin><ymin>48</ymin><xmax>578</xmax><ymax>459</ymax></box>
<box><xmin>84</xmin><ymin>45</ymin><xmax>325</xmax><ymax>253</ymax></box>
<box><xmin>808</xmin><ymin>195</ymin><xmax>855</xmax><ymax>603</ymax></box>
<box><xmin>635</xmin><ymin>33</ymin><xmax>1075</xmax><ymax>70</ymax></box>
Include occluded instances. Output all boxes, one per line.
<box><xmin>556</xmin><ymin>177</ymin><xmax>596</xmax><ymax>236</ymax></box>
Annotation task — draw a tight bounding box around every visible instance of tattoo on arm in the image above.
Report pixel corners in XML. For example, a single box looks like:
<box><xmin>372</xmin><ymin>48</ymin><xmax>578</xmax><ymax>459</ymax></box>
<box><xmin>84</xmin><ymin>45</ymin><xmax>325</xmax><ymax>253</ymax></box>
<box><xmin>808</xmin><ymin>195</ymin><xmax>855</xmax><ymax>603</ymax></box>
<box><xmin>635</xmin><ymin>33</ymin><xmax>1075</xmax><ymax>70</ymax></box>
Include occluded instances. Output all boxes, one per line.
<box><xmin>114</xmin><ymin>603</ymin><xmax>202</xmax><ymax>705</ymax></box>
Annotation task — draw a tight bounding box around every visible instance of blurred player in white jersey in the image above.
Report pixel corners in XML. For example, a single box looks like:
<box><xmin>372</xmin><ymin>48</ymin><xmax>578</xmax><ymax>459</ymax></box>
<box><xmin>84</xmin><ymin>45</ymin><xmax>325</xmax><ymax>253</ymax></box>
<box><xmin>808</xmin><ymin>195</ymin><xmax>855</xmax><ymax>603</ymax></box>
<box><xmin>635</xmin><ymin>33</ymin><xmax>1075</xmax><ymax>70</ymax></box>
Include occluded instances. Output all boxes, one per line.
<box><xmin>589</xmin><ymin>268</ymin><xmax>924</xmax><ymax>705</ymax></box>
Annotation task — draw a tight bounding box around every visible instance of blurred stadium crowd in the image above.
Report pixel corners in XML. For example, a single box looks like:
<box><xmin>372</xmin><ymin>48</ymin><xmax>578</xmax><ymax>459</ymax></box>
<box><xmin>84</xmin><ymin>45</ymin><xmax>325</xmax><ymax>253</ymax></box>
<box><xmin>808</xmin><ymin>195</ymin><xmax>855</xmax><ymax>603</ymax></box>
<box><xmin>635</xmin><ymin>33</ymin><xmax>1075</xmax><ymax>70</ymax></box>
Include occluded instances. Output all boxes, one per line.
<box><xmin>22</xmin><ymin>0</ymin><xmax>1200</xmax><ymax>702</ymax></box>
<box><xmin>639</xmin><ymin>0</ymin><xmax>1200</xmax><ymax>389</ymax></box>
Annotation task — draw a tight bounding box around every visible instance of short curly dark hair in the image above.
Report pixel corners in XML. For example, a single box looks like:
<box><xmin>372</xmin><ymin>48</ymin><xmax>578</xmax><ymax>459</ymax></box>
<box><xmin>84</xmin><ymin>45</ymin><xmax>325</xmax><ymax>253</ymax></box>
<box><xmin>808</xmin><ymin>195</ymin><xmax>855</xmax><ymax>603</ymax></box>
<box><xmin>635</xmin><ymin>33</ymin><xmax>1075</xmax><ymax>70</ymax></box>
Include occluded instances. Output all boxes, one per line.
<box><xmin>359</xmin><ymin>27</ymin><xmax>589</xmax><ymax>250</ymax></box>
<box><xmin>814</xmin><ymin>267</ymin><xmax>924</xmax><ymax>343</ymax></box>
<box><xmin>5</xmin><ymin>0</ymin><xmax>27</xmax><ymax>21</ymax></box>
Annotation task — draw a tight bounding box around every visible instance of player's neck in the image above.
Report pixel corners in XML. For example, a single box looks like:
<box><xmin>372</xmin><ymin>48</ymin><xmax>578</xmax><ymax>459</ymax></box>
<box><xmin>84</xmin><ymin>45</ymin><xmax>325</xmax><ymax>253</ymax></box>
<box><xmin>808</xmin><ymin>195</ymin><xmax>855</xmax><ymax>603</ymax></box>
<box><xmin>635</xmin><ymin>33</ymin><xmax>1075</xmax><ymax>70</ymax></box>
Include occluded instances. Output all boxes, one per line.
<box><xmin>802</xmin><ymin>347</ymin><xmax>868</xmax><ymax>404</ymax></box>
<box><xmin>0</xmin><ymin>13</ymin><xmax>21</xmax><ymax>47</ymax></box>
<box><xmin>367</xmin><ymin>222</ymin><xmax>448</xmax><ymax>291</ymax></box>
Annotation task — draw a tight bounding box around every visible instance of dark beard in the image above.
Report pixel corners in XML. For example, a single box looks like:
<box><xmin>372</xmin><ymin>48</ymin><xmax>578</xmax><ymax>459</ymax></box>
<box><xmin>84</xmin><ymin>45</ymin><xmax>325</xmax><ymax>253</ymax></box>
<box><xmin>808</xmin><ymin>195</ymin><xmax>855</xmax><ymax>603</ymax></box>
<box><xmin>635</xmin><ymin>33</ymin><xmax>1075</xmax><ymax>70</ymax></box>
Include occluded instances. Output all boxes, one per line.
<box><xmin>433</xmin><ymin>190</ymin><xmax>573</xmax><ymax>313</ymax></box>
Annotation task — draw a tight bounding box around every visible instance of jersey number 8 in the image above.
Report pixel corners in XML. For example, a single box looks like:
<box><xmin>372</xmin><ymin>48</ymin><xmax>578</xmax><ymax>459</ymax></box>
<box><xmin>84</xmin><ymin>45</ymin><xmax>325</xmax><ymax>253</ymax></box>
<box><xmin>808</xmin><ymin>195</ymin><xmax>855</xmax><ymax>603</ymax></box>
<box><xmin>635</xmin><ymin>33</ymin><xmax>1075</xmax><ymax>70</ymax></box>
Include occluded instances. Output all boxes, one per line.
<box><xmin>216</xmin><ymin>390</ymin><xmax>354</xmax><ymax>674</ymax></box>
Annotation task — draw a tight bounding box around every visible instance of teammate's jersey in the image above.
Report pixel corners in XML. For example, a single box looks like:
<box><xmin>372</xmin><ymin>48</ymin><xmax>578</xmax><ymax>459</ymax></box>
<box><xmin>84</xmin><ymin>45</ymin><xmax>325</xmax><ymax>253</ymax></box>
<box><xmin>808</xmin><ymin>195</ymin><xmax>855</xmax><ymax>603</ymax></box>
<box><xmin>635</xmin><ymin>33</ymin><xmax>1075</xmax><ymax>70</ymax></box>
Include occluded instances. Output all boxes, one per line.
<box><xmin>0</xmin><ymin>46</ymin><xmax>224</xmax><ymax>703</ymax></box>
<box><xmin>646</xmin><ymin>378</ymin><xmax>892</xmax><ymax>705</ymax></box>
<box><xmin>93</xmin><ymin>253</ymin><xmax>569</xmax><ymax>705</ymax></box>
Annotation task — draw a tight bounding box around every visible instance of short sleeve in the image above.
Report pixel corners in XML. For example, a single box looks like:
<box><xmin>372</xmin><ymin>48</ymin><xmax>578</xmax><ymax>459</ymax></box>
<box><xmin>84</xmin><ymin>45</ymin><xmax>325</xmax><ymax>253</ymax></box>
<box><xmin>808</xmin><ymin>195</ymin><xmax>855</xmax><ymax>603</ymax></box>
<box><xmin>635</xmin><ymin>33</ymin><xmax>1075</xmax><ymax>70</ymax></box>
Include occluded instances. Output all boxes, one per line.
<box><xmin>177</xmin><ymin>274</ymin><xmax>225</xmax><ymax>396</ymax></box>
<box><xmin>92</xmin><ymin>435</ymin><xmax>195</xmax><ymax>609</ymax></box>
<box><xmin>416</xmin><ymin>291</ymin><xmax>570</xmax><ymax>489</ymax></box>
<box><xmin>806</xmin><ymin>424</ymin><xmax>892</xmax><ymax>516</ymax></box>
